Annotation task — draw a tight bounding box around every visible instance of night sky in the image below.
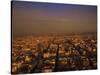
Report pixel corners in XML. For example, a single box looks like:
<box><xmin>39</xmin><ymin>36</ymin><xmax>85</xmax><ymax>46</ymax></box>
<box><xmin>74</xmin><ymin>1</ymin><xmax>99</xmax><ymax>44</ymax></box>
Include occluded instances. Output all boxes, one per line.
<box><xmin>12</xmin><ymin>1</ymin><xmax>97</xmax><ymax>37</ymax></box>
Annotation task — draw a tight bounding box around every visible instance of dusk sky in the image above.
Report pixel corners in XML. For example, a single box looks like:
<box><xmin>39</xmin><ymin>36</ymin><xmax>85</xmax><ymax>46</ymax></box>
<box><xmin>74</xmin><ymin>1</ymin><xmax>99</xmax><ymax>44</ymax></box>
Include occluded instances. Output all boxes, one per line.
<box><xmin>12</xmin><ymin>1</ymin><xmax>97</xmax><ymax>37</ymax></box>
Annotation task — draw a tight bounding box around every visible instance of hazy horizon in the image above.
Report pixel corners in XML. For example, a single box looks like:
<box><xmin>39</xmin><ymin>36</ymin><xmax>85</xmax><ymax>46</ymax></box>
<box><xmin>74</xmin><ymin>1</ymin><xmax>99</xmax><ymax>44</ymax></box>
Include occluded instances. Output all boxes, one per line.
<box><xmin>12</xmin><ymin>1</ymin><xmax>97</xmax><ymax>37</ymax></box>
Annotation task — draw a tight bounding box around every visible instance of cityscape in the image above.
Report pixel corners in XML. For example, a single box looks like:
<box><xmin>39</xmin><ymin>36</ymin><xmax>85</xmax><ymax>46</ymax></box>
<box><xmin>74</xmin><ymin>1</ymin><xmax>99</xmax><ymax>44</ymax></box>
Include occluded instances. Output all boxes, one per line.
<box><xmin>11</xmin><ymin>1</ymin><xmax>97</xmax><ymax>74</ymax></box>
<box><xmin>12</xmin><ymin>34</ymin><xmax>97</xmax><ymax>74</ymax></box>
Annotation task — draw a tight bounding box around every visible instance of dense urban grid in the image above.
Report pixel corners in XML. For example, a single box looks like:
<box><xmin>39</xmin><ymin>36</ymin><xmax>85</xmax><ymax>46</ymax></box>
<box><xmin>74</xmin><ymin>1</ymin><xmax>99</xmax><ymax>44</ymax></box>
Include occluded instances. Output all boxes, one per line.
<box><xmin>12</xmin><ymin>34</ymin><xmax>97</xmax><ymax>74</ymax></box>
